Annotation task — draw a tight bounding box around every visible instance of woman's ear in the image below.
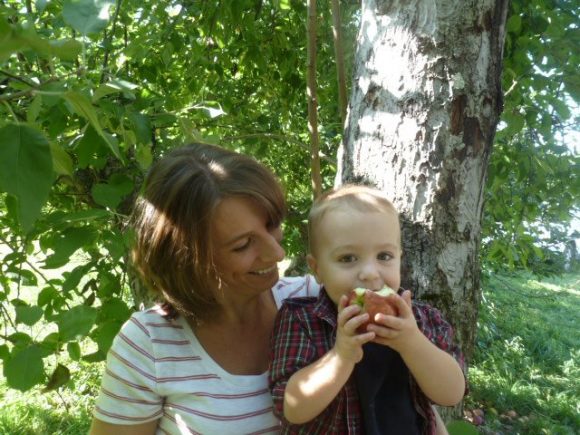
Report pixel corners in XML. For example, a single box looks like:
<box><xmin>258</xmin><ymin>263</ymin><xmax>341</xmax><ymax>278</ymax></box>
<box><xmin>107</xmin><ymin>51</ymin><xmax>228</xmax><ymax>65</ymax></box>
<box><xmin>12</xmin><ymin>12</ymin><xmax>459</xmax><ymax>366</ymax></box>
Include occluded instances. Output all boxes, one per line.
<box><xmin>306</xmin><ymin>254</ymin><xmax>322</xmax><ymax>284</ymax></box>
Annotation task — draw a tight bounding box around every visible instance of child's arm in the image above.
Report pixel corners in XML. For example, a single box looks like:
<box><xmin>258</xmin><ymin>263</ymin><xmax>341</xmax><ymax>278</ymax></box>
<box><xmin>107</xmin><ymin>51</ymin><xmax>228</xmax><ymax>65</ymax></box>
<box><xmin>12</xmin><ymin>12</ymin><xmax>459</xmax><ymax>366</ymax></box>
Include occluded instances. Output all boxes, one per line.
<box><xmin>368</xmin><ymin>291</ymin><xmax>465</xmax><ymax>406</ymax></box>
<box><xmin>282</xmin><ymin>295</ymin><xmax>375</xmax><ymax>424</ymax></box>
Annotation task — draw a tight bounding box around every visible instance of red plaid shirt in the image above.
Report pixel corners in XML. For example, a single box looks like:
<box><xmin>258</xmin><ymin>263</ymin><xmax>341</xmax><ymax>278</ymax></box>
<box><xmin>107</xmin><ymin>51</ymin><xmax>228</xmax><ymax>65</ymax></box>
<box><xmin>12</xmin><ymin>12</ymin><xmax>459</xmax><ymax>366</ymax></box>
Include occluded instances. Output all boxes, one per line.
<box><xmin>268</xmin><ymin>288</ymin><xmax>466</xmax><ymax>435</ymax></box>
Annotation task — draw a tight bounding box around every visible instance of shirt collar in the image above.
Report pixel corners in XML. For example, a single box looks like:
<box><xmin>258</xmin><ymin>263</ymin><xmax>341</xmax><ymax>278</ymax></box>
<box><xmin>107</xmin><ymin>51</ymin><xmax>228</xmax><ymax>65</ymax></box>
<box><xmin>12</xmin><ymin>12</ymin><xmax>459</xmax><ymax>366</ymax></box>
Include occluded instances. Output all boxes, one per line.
<box><xmin>313</xmin><ymin>287</ymin><xmax>338</xmax><ymax>327</ymax></box>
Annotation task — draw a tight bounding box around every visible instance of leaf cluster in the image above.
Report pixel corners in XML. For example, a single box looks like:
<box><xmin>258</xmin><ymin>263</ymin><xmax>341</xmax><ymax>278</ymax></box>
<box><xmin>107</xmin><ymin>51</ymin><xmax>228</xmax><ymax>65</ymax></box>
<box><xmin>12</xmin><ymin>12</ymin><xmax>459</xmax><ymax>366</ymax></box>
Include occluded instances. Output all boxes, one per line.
<box><xmin>482</xmin><ymin>0</ymin><xmax>580</xmax><ymax>274</ymax></box>
<box><xmin>0</xmin><ymin>0</ymin><xmax>355</xmax><ymax>392</ymax></box>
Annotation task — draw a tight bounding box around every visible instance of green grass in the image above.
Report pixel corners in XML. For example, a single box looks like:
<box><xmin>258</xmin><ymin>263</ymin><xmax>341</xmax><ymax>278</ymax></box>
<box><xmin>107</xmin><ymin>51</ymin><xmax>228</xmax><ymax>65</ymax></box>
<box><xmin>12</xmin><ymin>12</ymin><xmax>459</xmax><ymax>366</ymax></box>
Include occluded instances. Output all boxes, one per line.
<box><xmin>1</xmin><ymin>271</ymin><xmax>578</xmax><ymax>434</ymax></box>
<box><xmin>466</xmin><ymin>271</ymin><xmax>579</xmax><ymax>434</ymax></box>
<box><xmin>0</xmin><ymin>359</ymin><xmax>103</xmax><ymax>435</ymax></box>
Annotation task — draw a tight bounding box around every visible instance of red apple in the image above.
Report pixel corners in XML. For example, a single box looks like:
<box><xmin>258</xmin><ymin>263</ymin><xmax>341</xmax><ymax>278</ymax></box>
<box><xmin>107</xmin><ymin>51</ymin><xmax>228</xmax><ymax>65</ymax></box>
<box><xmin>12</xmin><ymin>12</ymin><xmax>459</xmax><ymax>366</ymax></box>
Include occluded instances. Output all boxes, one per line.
<box><xmin>347</xmin><ymin>286</ymin><xmax>399</xmax><ymax>333</ymax></box>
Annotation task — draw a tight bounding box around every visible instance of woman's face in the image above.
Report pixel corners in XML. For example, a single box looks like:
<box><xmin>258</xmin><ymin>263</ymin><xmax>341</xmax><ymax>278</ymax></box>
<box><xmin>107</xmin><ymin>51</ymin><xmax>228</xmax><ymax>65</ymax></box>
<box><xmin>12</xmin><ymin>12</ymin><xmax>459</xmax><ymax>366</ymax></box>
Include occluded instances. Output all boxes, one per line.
<box><xmin>211</xmin><ymin>196</ymin><xmax>285</xmax><ymax>298</ymax></box>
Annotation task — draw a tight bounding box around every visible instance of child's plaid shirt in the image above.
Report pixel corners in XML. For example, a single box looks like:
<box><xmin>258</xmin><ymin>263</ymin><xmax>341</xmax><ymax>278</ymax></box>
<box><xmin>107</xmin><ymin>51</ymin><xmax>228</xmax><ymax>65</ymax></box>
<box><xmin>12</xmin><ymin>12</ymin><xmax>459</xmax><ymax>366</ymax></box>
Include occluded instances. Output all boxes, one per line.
<box><xmin>268</xmin><ymin>288</ymin><xmax>466</xmax><ymax>435</ymax></box>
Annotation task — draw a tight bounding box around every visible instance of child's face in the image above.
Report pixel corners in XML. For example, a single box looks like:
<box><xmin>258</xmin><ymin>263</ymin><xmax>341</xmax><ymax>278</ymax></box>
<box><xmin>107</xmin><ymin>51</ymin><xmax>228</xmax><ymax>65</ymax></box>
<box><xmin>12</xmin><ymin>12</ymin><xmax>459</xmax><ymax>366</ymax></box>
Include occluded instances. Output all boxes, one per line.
<box><xmin>307</xmin><ymin>207</ymin><xmax>402</xmax><ymax>305</ymax></box>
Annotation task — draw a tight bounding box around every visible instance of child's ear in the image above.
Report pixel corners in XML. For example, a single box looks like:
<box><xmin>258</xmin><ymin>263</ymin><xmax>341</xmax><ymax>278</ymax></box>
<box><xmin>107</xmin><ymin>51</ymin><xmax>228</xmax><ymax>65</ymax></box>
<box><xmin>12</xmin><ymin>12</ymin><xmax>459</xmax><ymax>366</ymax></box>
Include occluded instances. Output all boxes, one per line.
<box><xmin>306</xmin><ymin>254</ymin><xmax>322</xmax><ymax>284</ymax></box>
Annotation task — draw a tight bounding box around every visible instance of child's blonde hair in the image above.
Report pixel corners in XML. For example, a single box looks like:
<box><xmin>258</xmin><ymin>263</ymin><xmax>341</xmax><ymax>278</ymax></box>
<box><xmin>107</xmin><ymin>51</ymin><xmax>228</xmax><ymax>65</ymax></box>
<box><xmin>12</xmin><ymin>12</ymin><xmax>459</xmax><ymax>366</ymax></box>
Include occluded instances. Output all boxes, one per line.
<box><xmin>307</xmin><ymin>184</ymin><xmax>399</xmax><ymax>255</ymax></box>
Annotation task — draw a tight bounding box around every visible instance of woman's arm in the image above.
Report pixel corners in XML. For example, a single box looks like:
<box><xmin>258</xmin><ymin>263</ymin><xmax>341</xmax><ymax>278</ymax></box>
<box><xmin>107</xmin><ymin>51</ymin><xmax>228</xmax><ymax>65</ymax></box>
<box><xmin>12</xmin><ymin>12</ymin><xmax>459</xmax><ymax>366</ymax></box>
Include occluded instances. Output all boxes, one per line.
<box><xmin>89</xmin><ymin>418</ymin><xmax>158</xmax><ymax>435</ymax></box>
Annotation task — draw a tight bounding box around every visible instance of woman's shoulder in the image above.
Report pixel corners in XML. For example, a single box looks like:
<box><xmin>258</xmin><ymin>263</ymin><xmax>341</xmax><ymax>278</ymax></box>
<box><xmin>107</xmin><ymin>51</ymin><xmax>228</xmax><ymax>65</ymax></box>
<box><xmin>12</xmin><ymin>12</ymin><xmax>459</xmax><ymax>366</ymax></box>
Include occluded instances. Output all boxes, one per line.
<box><xmin>120</xmin><ymin>306</ymin><xmax>187</xmax><ymax>341</ymax></box>
<box><xmin>271</xmin><ymin>274</ymin><xmax>320</xmax><ymax>308</ymax></box>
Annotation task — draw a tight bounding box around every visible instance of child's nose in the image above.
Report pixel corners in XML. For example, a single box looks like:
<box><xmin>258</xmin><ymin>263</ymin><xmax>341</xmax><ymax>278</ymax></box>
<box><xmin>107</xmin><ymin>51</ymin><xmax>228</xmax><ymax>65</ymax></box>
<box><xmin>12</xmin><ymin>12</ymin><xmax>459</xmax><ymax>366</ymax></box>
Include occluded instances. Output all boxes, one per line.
<box><xmin>358</xmin><ymin>261</ymin><xmax>380</xmax><ymax>282</ymax></box>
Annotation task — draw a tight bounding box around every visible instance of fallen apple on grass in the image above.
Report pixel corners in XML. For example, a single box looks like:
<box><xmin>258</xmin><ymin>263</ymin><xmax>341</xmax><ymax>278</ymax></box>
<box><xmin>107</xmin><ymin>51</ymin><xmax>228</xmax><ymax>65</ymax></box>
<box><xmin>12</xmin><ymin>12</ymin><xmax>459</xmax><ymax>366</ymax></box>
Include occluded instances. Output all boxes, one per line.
<box><xmin>347</xmin><ymin>286</ymin><xmax>399</xmax><ymax>333</ymax></box>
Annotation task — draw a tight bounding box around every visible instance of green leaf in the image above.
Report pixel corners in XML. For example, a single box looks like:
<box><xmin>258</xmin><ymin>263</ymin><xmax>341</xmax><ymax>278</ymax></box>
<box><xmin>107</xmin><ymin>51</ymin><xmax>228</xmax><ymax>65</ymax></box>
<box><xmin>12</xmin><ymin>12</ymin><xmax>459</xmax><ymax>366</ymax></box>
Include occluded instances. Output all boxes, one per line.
<box><xmin>27</xmin><ymin>94</ymin><xmax>43</xmax><ymax>123</ymax></box>
<box><xmin>128</xmin><ymin>112</ymin><xmax>152</xmax><ymax>145</ymax></box>
<box><xmin>67</xmin><ymin>342</ymin><xmax>81</xmax><ymax>361</ymax></box>
<box><xmin>62</xmin><ymin>0</ymin><xmax>114</xmax><ymax>35</ymax></box>
<box><xmin>57</xmin><ymin>305</ymin><xmax>97</xmax><ymax>342</ymax></box>
<box><xmin>506</xmin><ymin>14</ymin><xmax>522</xmax><ymax>34</ymax></box>
<box><xmin>42</xmin><ymin>363</ymin><xmax>71</xmax><ymax>392</ymax></box>
<box><xmin>43</xmin><ymin>226</ymin><xmax>97</xmax><ymax>269</ymax></box>
<box><xmin>447</xmin><ymin>420</ymin><xmax>479</xmax><ymax>435</ymax></box>
<box><xmin>50</xmin><ymin>208</ymin><xmax>110</xmax><ymax>225</ymax></box>
<box><xmin>93</xmin><ymin>320</ymin><xmax>123</xmax><ymax>353</ymax></box>
<box><xmin>75</xmin><ymin>126</ymin><xmax>109</xmax><ymax>168</ymax></box>
<box><xmin>0</xmin><ymin>344</ymin><xmax>9</xmax><ymax>362</ymax></box>
<box><xmin>36</xmin><ymin>0</ymin><xmax>49</xmax><ymax>13</ymax></box>
<box><xmin>63</xmin><ymin>91</ymin><xmax>121</xmax><ymax>160</ymax></box>
<box><xmin>100</xmin><ymin>298</ymin><xmax>131</xmax><ymax>322</ymax></box>
<box><xmin>135</xmin><ymin>144</ymin><xmax>153</xmax><ymax>169</ymax></box>
<box><xmin>0</xmin><ymin>124</ymin><xmax>53</xmax><ymax>231</ymax></box>
<box><xmin>4</xmin><ymin>345</ymin><xmax>45</xmax><ymax>391</ymax></box>
<box><xmin>50</xmin><ymin>142</ymin><xmax>74</xmax><ymax>176</ymax></box>
<box><xmin>91</xmin><ymin>174</ymin><xmax>133</xmax><ymax>209</ymax></box>
<box><xmin>15</xmin><ymin>305</ymin><xmax>44</xmax><ymax>326</ymax></box>
<box><xmin>49</xmin><ymin>38</ymin><xmax>83</xmax><ymax>61</ymax></box>
<box><xmin>93</xmin><ymin>78</ymin><xmax>138</xmax><ymax>101</ymax></box>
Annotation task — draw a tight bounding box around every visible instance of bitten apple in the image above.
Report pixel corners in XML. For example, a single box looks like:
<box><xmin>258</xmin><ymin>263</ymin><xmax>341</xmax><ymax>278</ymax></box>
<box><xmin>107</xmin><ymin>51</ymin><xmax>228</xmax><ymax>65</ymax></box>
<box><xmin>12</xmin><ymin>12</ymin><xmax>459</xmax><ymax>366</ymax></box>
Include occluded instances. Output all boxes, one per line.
<box><xmin>347</xmin><ymin>286</ymin><xmax>399</xmax><ymax>333</ymax></box>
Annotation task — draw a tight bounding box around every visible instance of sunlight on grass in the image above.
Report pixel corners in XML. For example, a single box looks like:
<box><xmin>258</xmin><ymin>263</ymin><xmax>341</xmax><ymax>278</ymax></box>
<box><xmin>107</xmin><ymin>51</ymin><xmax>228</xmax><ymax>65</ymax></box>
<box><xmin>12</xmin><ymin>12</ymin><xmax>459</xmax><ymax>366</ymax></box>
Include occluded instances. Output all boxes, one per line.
<box><xmin>0</xmin><ymin>359</ymin><xmax>103</xmax><ymax>435</ymax></box>
<box><xmin>467</xmin><ymin>271</ymin><xmax>579</xmax><ymax>433</ymax></box>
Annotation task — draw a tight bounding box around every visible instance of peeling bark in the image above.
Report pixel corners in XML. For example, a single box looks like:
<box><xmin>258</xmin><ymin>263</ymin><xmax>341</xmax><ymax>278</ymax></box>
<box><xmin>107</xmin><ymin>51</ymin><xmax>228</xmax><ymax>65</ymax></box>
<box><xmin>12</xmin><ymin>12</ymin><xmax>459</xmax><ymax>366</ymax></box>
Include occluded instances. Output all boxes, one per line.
<box><xmin>338</xmin><ymin>0</ymin><xmax>508</xmax><ymax>380</ymax></box>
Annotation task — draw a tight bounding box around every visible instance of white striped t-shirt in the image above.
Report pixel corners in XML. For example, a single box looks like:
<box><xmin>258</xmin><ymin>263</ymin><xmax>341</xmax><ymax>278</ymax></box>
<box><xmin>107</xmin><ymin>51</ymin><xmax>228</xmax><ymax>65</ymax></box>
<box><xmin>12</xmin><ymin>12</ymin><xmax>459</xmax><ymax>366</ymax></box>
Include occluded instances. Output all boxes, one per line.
<box><xmin>93</xmin><ymin>275</ymin><xmax>319</xmax><ymax>434</ymax></box>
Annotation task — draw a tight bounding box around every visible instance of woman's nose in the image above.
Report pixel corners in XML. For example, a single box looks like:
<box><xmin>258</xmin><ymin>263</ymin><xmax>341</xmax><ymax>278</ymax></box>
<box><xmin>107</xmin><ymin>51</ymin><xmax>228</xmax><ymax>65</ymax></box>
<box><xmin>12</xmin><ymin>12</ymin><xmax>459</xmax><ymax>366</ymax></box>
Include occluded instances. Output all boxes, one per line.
<box><xmin>262</xmin><ymin>228</ymin><xmax>285</xmax><ymax>262</ymax></box>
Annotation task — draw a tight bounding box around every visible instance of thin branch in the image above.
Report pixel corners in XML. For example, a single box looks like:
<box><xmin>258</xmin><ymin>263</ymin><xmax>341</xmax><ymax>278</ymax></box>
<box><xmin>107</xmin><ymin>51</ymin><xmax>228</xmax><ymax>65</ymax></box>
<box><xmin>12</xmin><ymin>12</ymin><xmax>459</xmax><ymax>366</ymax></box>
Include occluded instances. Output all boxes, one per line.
<box><xmin>330</xmin><ymin>0</ymin><xmax>348</xmax><ymax>127</ymax></box>
<box><xmin>0</xmin><ymin>88</ymin><xmax>36</xmax><ymax>102</ymax></box>
<box><xmin>100</xmin><ymin>0</ymin><xmax>124</xmax><ymax>83</ymax></box>
<box><xmin>0</xmin><ymin>70</ymin><xmax>37</xmax><ymax>87</ymax></box>
<box><xmin>307</xmin><ymin>0</ymin><xmax>322</xmax><ymax>199</ymax></box>
<box><xmin>2</xmin><ymin>100</ymin><xmax>19</xmax><ymax>121</ymax></box>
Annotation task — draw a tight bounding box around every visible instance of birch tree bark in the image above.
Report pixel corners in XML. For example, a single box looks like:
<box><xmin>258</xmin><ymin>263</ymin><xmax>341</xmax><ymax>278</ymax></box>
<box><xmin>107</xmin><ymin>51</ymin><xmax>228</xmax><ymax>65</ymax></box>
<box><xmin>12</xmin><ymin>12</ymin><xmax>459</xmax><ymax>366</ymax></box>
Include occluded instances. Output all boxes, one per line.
<box><xmin>338</xmin><ymin>0</ymin><xmax>509</xmax><ymax>367</ymax></box>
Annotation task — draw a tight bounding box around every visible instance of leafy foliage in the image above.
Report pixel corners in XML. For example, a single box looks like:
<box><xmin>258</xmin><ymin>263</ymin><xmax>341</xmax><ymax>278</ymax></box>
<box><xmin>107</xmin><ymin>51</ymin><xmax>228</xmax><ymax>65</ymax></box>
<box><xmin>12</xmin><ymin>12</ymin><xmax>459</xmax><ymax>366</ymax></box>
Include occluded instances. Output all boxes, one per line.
<box><xmin>483</xmin><ymin>0</ymin><xmax>580</xmax><ymax>273</ymax></box>
<box><xmin>0</xmin><ymin>0</ymin><xmax>577</xmax><ymax>395</ymax></box>
<box><xmin>0</xmin><ymin>0</ymin><xmax>353</xmax><ymax>392</ymax></box>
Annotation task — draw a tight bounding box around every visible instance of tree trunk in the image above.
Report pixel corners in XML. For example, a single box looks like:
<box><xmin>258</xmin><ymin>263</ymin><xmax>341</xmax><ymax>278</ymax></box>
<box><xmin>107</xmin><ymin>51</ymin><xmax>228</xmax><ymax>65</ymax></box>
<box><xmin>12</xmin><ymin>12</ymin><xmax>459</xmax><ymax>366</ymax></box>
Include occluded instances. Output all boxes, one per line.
<box><xmin>337</xmin><ymin>0</ymin><xmax>509</xmax><ymax>414</ymax></box>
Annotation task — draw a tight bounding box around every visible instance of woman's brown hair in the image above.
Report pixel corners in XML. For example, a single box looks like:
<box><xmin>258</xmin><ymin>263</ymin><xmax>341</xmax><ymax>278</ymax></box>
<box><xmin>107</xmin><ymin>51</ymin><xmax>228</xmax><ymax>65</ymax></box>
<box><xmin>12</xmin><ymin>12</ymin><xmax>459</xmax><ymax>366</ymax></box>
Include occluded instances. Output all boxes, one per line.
<box><xmin>131</xmin><ymin>143</ymin><xmax>286</xmax><ymax>322</ymax></box>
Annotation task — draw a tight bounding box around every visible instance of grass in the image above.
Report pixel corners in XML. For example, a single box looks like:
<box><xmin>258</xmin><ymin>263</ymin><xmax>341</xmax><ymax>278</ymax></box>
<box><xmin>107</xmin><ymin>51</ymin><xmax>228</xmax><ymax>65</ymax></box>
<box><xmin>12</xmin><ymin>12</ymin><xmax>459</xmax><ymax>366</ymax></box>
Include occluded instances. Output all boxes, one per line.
<box><xmin>0</xmin><ymin>271</ymin><xmax>578</xmax><ymax>434</ymax></box>
<box><xmin>0</xmin><ymin>359</ymin><xmax>103</xmax><ymax>435</ymax></box>
<box><xmin>465</xmin><ymin>271</ymin><xmax>579</xmax><ymax>434</ymax></box>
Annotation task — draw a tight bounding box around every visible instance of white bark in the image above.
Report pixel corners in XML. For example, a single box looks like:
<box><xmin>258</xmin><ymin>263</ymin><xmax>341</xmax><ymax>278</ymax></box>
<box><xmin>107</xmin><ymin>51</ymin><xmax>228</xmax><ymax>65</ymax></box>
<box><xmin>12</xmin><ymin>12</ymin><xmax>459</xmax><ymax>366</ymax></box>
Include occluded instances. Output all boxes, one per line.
<box><xmin>338</xmin><ymin>0</ymin><xmax>509</xmax><ymax>364</ymax></box>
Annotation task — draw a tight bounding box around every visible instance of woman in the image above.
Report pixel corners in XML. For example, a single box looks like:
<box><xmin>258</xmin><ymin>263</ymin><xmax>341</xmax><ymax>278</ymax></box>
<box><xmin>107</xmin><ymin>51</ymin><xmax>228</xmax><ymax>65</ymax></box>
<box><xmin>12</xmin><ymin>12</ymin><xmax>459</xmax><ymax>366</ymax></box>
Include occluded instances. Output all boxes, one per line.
<box><xmin>89</xmin><ymin>143</ymin><xmax>319</xmax><ymax>434</ymax></box>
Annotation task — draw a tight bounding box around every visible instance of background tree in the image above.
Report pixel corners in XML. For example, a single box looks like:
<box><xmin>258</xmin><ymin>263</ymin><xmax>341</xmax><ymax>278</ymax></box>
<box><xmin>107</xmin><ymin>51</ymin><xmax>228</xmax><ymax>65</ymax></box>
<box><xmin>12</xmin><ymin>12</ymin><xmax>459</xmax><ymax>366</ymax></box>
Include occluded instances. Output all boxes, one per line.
<box><xmin>338</xmin><ymin>0</ymin><xmax>509</xmax><ymax>363</ymax></box>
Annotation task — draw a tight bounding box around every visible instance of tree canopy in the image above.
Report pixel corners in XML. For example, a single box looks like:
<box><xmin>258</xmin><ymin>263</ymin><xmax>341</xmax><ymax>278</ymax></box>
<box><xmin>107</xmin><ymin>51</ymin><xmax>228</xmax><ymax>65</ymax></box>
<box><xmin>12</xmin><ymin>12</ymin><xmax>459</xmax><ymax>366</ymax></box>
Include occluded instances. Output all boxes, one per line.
<box><xmin>0</xmin><ymin>0</ymin><xmax>578</xmax><ymax>392</ymax></box>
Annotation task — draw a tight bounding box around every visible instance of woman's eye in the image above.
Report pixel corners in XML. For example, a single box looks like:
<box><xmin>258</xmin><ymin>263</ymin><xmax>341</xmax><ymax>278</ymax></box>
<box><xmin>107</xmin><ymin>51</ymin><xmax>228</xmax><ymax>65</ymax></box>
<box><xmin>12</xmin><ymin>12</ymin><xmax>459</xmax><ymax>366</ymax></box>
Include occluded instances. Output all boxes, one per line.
<box><xmin>233</xmin><ymin>238</ymin><xmax>252</xmax><ymax>252</ymax></box>
<box><xmin>338</xmin><ymin>255</ymin><xmax>357</xmax><ymax>263</ymax></box>
<box><xmin>378</xmin><ymin>252</ymin><xmax>392</xmax><ymax>261</ymax></box>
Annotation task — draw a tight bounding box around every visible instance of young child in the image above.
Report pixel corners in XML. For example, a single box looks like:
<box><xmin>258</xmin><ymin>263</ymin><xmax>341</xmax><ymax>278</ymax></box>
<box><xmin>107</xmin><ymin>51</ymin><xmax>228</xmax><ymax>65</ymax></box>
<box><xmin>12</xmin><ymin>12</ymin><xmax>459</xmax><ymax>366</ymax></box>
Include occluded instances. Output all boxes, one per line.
<box><xmin>269</xmin><ymin>185</ymin><xmax>466</xmax><ymax>434</ymax></box>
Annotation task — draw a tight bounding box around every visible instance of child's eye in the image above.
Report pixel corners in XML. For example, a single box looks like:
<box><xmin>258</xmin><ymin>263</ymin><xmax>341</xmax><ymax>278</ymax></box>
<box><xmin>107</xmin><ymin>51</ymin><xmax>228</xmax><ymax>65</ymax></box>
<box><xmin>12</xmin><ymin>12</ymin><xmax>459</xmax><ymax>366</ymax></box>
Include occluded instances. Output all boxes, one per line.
<box><xmin>233</xmin><ymin>238</ymin><xmax>252</xmax><ymax>252</ymax></box>
<box><xmin>338</xmin><ymin>254</ymin><xmax>357</xmax><ymax>263</ymax></box>
<box><xmin>377</xmin><ymin>252</ymin><xmax>392</xmax><ymax>261</ymax></box>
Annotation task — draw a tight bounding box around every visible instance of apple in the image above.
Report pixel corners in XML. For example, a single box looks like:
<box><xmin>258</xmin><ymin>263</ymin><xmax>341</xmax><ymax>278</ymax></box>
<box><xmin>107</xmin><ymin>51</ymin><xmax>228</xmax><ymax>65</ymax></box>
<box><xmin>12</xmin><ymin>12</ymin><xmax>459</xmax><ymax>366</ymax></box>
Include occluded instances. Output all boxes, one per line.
<box><xmin>347</xmin><ymin>286</ymin><xmax>399</xmax><ymax>333</ymax></box>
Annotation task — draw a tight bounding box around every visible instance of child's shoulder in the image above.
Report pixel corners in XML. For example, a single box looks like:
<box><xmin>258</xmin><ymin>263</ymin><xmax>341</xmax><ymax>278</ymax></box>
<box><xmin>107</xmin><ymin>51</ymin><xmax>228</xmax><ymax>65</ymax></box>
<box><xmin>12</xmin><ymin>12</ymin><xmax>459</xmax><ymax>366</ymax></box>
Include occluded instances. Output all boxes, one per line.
<box><xmin>280</xmin><ymin>296</ymin><xmax>319</xmax><ymax>309</ymax></box>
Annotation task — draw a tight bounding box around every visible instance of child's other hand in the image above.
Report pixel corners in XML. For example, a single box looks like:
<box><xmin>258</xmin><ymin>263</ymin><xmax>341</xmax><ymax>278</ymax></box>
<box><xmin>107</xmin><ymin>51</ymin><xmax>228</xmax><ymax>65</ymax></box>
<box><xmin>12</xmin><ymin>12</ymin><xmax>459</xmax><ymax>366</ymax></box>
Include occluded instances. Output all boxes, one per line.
<box><xmin>367</xmin><ymin>290</ymin><xmax>421</xmax><ymax>353</ymax></box>
<box><xmin>334</xmin><ymin>294</ymin><xmax>375</xmax><ymax>363</ymax></box>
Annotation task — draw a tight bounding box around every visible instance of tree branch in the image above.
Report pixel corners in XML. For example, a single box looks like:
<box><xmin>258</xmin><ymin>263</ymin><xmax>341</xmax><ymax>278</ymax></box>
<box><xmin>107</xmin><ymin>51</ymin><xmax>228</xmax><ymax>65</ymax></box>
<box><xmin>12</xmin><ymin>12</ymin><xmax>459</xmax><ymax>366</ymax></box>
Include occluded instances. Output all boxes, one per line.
<box><xmin>307</xmin><ymin>0</ymin><xmax>322</xmax><ymax>198</ymax></box>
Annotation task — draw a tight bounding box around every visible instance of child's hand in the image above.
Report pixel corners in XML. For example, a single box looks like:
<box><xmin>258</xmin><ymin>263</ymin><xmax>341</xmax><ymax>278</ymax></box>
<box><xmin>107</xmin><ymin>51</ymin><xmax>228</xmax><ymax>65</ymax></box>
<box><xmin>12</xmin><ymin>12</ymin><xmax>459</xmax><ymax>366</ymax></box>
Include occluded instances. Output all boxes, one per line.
<box><xmin>367</xmin><ymin>290</ymin><xmax>422</xmax><ymax>353</ymax></box>
<box><xmin>334</xmin><ymin>294</ymin><xmax>375</xmax><ymax>363</ymax></box>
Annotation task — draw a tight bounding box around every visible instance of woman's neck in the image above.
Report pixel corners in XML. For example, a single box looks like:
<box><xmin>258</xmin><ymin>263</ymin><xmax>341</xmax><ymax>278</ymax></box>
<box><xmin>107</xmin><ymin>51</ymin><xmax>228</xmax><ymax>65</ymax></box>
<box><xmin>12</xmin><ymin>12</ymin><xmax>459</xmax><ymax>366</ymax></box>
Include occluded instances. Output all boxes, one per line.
<box><xmin>191</xmin><ymin>291</ymin><xmax>278</xmax><ymax>375</ymax></box>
